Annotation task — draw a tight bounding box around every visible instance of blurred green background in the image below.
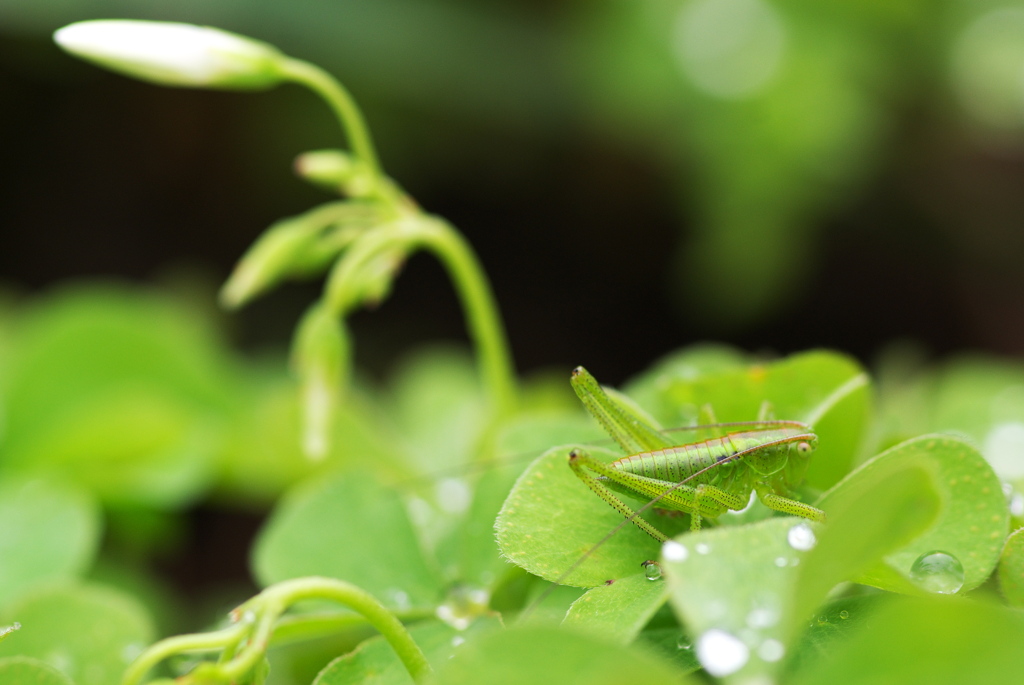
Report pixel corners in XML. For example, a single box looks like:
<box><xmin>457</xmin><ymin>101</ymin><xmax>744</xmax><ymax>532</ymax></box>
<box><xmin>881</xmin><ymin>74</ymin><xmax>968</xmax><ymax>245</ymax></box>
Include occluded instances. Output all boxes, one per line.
<box><xmin>3</xmin><ymin>0</ymin><xmax>1023</xmax><ymax>378</ymax></box>
<box><xmin>2</xmin><ymin>2</ymin><xmax>1024</xmax><ymax>680</ymax></box>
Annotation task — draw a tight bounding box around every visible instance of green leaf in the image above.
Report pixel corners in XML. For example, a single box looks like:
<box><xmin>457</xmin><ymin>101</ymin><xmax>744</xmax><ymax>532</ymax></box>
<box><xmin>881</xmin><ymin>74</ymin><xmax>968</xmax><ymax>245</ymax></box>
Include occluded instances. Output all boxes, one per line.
<box><xmin>0</xmin><ymin>656</ymin><xmax>74</xmax><ymax>685</ymax></box>
<box><xmin>2</xmin><ymin>389</ymin><xmax>215</xmax><ymax>508</ymax></box>
<box><xmin>253</xmin><ymin>471</ymin><xmax>445</xmax><ymax>610</ymax></box>
<box><xmin>314</xmin><ymin>618</ymin><xmax>501</xmax><ymax>685</ymax></box>
<box><xmin>562</xmin><ymin>573</ymin><xmax>668</xmax><ymax>643</ymax></box>
<box><xmin>495</xmin><ymin>445</ymin><xmax>686</xmax><ymax>587</ymax></box>
<box><xmin>635</xmin><ymin>627</ymin><xmax>702</xmax><ymax>674</ymax></box>
<box><xmin>0</xmin><ymin>583</ymin><xmax>155</xmax><ymax>685</ymax></box>
<box><xmin>660</xmin><ymin>518</ymin><xmax>811</xmax><ymax>682</ymax></box>
<box><xmin>435</xmin><ymin>411</ymin><xmax>601</xmax><ymax>589</ymax></box>
<box><xmin>0</xmin><ymin>478</ymin><xmax>100</xmax><ymax>609</ymax></box>
<box><xmin>817</xmin><ymin>435</ymin><xmax>1007</xmax><ymax>593</ymax></box>
<box><xmin>779</xmin><ymin>595</ymin><xmax>883</xmax><ymax>681</ymax></box>
<box><xmin>998</xmin><ymin>527</ymin><xmax>1024</xmax><ymax>607</ymax></box>
<box><xmin>786</xmin><ymin>464</ymin><xmax>940</xmax><ymax>641</ymax></box>
<box><xmin>428</xmin><ymin>624</ymin><xmax>692</xmax><ymax>685</ymax></box>
<box><xmin>217</xmin><ymin>375</ymin><xmax>399</xmax><ymax>504</ymax></box>
<box><xmin>625</xmin><ymin>349</ymin><xmax>871</xmax><ymax>490</ymax></box>
<box><xmin>388</xmin><ymin>347</ymin><xmax>486</xmax><ymax>475</ymax></box>
<box><xmin>788</xmin><ymin>596</ymin><xmax>1024</xmax><ymax>685</ymax></box>
<box><xmin>2</xmin><ymin>285</ymin><xmax>236</xmax><ymax>507</ymax></box>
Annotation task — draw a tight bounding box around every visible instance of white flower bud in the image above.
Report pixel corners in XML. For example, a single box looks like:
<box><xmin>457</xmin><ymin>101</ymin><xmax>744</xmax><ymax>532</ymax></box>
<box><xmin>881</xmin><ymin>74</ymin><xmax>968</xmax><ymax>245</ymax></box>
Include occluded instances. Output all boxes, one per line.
<box><xmin>54</xmin><ymin>20</ymin><xmax>286</xmax><ymax>90</ymax></box>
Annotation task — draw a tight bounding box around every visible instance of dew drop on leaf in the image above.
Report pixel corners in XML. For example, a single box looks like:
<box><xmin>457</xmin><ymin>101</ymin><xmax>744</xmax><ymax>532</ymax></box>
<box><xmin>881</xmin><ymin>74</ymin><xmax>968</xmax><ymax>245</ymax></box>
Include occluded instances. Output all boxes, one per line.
<box><xmin>757</xmin><ymin>638</ymin><xmax>785</xmax><ymax>663</ymax></box>
<box><xmin>695</xmin><ymin>629</ymin><xmax>749</xmax><ymax>677</ymax></box>
<box><xmin>839</xmin><ymin>610</ymin><xmax>850</xmax><ymax>619</ymax></box>
<box><xmin>909</xmin><ymin>550</ymin><xmax>965</xmax><ymax>594</ymax></box>
<box><xmin>642</xmin><ymin>561</ymin><xmax>663</xmax><ymax>581</ymax></box>
<box><xmin>662</xmin><ymin>540</ymin><xmax>689</xmax><ymax>562</ymax></box>
<box><xmin>787</xmin><ymin>522</ymin><xmax>816</xmax><ymax>551</ymax></box>
<box><xmin>677</xmin><ymin>635</ymin><xmax>692</xmax><ymax>650</ymax></box>
<box><xmin>745</xmin><ymin>607</ymin><xmax>778</xmax><ymax>629</ymax></box>
<box><xmin>1011</xmin><ymin>493</ymin><xmax>1024</xmax><ymax>518</ymax></box>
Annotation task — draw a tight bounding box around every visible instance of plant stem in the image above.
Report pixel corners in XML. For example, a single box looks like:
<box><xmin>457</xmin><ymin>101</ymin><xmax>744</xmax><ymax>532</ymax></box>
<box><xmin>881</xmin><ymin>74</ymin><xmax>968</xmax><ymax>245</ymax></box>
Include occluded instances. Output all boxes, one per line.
<box><xmin>325</xmin><ymin>217</ymin><xmax>517</xmax><ymax>420</ymax></box>
<box><xmin>120</xmin><ymin>624</ymin><xmax>247</xmax><ymax>685</ymax></box>
<box><xmin>277</xmin><ymin>57</ymin><xmax>393</xmax><ymax>203</ymax></box>
<box><xmin>270</xmin><ymin>608</ymin><xmax>435</xmax><ymax>647</ymax></box>
<box><xmin>254</xmin><ymin>577</ymin><xmax>433</xmax><ymax>683</ymax></box>
<box><xmin>418</xmin><ymin>216</ymin><xmax>517</xmax><ymax>420</ymax></box>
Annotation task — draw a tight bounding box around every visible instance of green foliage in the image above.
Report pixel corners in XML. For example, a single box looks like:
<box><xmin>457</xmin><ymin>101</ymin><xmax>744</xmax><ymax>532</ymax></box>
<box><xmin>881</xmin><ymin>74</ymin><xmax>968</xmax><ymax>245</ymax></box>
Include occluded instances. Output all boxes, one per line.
<box><xmin>9</xmin><ymin>17</ymin><xmax>1024</xmax><ymax>685</ymax></box>
<box><xmin>0</xmin><ymin>478</ymin><xmax>100</xmax><ymax>608</ymax></box>
<box><xmin>427</xmin><ymin>624</ymin><xmax>691</xmax><ymax>685</ymax></box>
<box><xmin>0</xmin><ymin>657</ymin><xmax>75</xmax><ymax>685</ymax></box>
<box><xmin>253</xmin><ymin>473</ymin><xmax>445</xmax><ymax>611</ymax></box>
<box><xmin>0</xmin><ymin>584</ymin><xmax>155</xmax><ymax>685</ymax></box>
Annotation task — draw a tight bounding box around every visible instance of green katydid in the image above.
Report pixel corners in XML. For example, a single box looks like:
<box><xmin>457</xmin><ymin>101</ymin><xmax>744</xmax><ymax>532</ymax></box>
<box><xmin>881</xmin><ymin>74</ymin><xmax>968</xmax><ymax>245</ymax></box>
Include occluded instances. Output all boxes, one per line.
<box><xmin>566</xmin><ymin>366</ymin><xmax>827</xmax><ymax>544</ymax></box>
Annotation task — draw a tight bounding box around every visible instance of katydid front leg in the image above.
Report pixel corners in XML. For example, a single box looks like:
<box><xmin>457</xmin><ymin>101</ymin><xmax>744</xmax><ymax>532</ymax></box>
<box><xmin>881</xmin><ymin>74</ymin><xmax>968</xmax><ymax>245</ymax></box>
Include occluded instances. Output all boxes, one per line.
<box><xmin>757</xmin><ymin>487</ymin><xmax>826</xmax><ymax>522</ymax></box>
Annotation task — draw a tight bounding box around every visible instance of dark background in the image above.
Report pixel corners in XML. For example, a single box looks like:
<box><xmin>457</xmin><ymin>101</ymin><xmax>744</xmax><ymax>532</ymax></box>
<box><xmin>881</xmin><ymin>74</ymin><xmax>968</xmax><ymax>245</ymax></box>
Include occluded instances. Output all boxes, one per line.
<box><xmin>3</xmin><ymin>0</ymin><xmax>1024</xmax><ymax>385</ymax></box>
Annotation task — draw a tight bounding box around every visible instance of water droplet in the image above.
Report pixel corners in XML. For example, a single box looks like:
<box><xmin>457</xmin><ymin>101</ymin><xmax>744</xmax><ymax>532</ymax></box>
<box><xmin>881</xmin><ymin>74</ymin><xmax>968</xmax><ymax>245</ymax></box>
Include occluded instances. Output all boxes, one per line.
<box><xmin>816</xmin><ymin>615</ymin><xmax>829</xmax><ymax>625</ymax></box>
<box><xmin>451</xmin><ymin>636</ymin><xmax>465</xmax><ymax>648</ymax></box>
<box><xmin>984</xmin><ymin>422</ymin><xmax>1024</xmax><ymax>480</ymax></box>
<box><xmin>757</xmin><ymin>639</ymin><xmax>785</xmax><ymax>662</ymax></box>
<box><xmin>435</xmin><ymin>604</ymin><xmax>471</xmax><ymax>631</ymax></box>
<box><xmin>677</xmin><ymin>635</ymin><xmax>692</xmax><ymax>650</ymax></box>
<box><xmin>745</xmin><ymin>608</ymin><xmax>779</xmax><ymax>629</ymax></box>
<box><xmin>787</xmin><ymin>522</ymin><xmax>816</xmax><ymax>551</ymax></box>
<box><xmin>696</xmin><ymin>543</ymin><xmax>711</xmax><ymax>555</ymax></box>
<box><xmin>696</xmin><ymin>629</ymin><xmax>749</xmax><ymax>677</ymax></box>
<box><xmin>436</xmin><ymin>478</ymin><xmax>472</xmax><ymax>515</ymax></box>
<box><xmin>388</xmin><ymin>589</ymin><xmax>411</xmax><ymax>611</ymax></box>
<box><xmin>774</xmin><ymin>557</ymin><xmax>787</xmax><ymax>567</ymax></box>
<box><xmin>1004</xmin><ymin>482</ymin><xmax>1015</xmax><ymax>497</ymax></box>
<box><xmin>839</xmin><ymin>610</ymin><xmax>850</xmax><ymax>620</ymax></box>
<box><xmin>662</xmin><ymin>540</ymin><xmax>689</xmax><ymax>562</ymax></box>
<box><xmin>909</xmin><ymin>551</ymin><xmax>965</xmax><ymax>594</ymax></box>
<box><xmin>642</xmin><ymin>560</ymin><xmax>663</xmax><ymax>581</ymax></box>
<box><xmin>1011</xmin><ymin>493</ymin><xmax>1024</xmax><ymax>518</ymax></box>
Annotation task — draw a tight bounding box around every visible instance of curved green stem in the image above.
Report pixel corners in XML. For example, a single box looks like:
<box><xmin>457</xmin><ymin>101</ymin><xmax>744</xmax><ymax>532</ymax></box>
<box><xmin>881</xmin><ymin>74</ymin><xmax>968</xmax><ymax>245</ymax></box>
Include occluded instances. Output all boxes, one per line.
<box><xmin>270</xmin><ymin>607</ymin><xmax>435</xmax><ymax>647</ymax></box>
<box><xmin>418</xmin><ymin>216</ymin><xmax>517</xmax><ymax>420</ymax></box>
<box><xmin>277</xmin><ymin>57</ymin><xmax>395</xmax><ymax>203</ymax></box>
<box><xmin>244</xmin><ymin>577</ymin><xmax>432</xmax><ymax>683</ymax></box>
<box><xmin>121</xmin><ymin>624</ymin><xmax>248</xmax><ymax>685</ymax></box>
<box><xmin>325</xmin><ymin>217</ymin><xmax>517</xmax><ymax>420</ymax></box>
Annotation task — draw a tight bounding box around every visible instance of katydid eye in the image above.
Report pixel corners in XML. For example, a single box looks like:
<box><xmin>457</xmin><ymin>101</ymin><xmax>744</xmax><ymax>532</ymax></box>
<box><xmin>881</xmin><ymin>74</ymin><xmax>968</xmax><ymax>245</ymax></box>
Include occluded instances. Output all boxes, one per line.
<box><xmin>797</xmin><ymin>441</ymin><xmax>811</xmax><ymax>454</ymax></box>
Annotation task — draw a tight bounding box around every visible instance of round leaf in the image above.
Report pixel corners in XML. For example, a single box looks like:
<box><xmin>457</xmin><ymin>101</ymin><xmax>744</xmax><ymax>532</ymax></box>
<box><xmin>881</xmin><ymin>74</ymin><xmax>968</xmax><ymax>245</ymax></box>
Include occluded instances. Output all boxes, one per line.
<box><xmin>0</xmin><ymin>478</ymin><xmax>100</xmax><ymax>608</ymax></box>
<box><xmin>817</xmin><ymin>435</ymin><xmax>1007</xmax><ymax>593</ymax></box>
<box><xmin>661</xmin><ymin>518</ymin><xmax>811</xmax><ymax>682</ymax></box>
<box><xmin>0</xmin><ymin>583</ymin><xmax>155</xmax><ymax>685</ymax></box>
<box><xmin>253</xmin><ymin>471</ymin><xmax>445</xmax><ymax>610</ymax></box>
<box><xmin>998</xmin><ymin>527</ymin><xmax>1024</xmax><ymax>607</ymax></box>
<box><xmin>429</xmin><ymin>624</ymin><xmax>691</xmax><ymax>685</ymax></box>
<box><xmin>562</xmin><ymin>572</ymin><xmax>668</xmax><ymax>644</ymax></box>
<box><xmin>496</xmin><ymin>446</ymin><xmax>687</xmax><ymax>587</ymax></box>
<box><xmin>0</xmin><ymin>656</ymin><xmax>74</xmax><ymax>685</ymax></box>
<box><xmin>314</xmin><ymin>617</ymin><xmax>501</xmax><ymax>685</ymax></box>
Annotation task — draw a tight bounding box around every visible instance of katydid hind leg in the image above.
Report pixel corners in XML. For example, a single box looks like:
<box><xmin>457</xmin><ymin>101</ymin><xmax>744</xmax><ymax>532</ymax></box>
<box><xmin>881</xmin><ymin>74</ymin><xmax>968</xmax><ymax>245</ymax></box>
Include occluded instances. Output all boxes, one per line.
<box><xmin>567</xmin><ymin>448</ymin><xmax>669</xmax><ymax>543</ymax></box>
